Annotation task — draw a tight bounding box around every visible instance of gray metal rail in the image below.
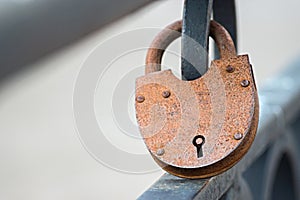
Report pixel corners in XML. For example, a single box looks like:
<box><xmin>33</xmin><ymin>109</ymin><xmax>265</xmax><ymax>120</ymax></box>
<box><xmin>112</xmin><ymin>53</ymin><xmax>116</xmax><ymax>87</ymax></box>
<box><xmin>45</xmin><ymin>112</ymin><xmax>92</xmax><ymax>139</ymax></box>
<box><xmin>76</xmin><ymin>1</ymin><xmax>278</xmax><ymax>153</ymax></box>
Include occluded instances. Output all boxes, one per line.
<box><xmin>0</xmin><ymin>0</ymin><xmax>153</xmax><ymax>82</ymax></box>
<box><xmin>138</xmin><ymin>59</ymin><xmax>300</xmax><ymax>200</ymax></box>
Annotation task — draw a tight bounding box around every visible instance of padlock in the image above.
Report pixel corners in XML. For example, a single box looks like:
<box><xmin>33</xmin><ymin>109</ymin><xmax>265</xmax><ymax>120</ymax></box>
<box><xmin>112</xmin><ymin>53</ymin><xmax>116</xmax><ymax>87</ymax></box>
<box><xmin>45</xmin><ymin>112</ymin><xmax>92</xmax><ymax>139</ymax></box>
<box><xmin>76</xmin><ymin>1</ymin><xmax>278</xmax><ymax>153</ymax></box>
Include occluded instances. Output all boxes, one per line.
<box><xmin>135</xmin><ymin>20</ymin><xmax>259</xmax><ymax>179</ymax></box>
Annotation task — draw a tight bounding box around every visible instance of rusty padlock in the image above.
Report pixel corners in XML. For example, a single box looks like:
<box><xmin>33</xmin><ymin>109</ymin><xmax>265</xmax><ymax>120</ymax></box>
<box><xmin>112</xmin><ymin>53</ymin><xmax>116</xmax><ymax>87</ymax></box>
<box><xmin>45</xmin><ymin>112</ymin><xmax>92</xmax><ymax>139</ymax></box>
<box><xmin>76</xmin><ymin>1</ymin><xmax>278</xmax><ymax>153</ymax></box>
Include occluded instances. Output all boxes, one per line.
<box><xmin>135</xmin><ymin>20</ymin><xmax>259</xmax><ymax>179</ymax></box>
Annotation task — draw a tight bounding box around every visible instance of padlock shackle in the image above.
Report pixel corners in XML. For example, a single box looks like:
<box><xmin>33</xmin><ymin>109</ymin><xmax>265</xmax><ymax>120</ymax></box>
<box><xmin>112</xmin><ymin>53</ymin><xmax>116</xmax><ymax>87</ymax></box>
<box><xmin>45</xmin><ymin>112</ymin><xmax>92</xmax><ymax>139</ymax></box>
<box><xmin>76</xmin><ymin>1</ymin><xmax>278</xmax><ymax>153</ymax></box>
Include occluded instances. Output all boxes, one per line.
<box><xmin>145</xmin><ymin>20</ymin><xmax>237</xmax><ymax>74</ymax></box>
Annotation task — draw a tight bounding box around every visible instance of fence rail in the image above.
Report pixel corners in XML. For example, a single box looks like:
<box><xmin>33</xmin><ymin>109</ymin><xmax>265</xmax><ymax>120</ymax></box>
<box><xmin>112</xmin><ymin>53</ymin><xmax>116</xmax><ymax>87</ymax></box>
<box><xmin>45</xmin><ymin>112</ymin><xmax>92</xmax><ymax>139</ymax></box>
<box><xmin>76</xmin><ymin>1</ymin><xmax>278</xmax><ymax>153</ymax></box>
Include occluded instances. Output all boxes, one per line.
<box><xmin>0</xmin><ymin>0</ymin><xmax>153</xmax><ymax>82</ymax></box>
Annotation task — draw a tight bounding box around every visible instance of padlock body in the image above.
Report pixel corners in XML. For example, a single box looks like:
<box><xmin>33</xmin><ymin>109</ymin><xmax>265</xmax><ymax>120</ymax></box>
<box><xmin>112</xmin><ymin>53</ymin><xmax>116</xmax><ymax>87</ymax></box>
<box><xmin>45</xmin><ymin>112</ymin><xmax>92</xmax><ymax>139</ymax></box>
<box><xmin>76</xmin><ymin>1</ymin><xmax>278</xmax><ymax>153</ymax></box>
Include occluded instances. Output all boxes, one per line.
<box><xmin>135</xmin><ymin>55</ymin><xmax>259</xmax><ymax>178</ymax></box>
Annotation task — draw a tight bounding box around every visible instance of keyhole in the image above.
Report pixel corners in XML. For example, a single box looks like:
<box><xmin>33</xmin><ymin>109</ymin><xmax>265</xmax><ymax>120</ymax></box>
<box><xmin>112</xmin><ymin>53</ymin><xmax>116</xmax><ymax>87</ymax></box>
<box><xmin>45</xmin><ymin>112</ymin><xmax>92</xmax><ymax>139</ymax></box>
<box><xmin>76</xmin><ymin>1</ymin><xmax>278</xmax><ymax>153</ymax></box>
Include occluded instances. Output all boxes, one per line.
<box><xmin>192</xmin><ymin>135</ymin><xmax>205</xmax><ymax>158</ymax></box>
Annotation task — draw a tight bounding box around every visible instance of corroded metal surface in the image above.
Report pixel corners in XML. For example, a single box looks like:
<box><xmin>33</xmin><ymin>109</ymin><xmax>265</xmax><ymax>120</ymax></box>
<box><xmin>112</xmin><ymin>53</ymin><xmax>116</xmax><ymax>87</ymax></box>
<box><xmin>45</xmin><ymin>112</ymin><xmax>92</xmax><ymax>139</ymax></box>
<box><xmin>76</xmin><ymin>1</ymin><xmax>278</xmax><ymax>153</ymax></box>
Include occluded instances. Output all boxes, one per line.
<box><xmin>138</xmin><ymin>59</ymin><xmax>300</xmax><ymax>200</ymax></box>
<box><xmin>145</xmin><ymin>20</ymin><xmax>236</xmax><ymax>74</ymax></box>
<box><xmin>136</xmin><ymin>20</ymin><xmax>259</xmax><ymax>179</ymax></box>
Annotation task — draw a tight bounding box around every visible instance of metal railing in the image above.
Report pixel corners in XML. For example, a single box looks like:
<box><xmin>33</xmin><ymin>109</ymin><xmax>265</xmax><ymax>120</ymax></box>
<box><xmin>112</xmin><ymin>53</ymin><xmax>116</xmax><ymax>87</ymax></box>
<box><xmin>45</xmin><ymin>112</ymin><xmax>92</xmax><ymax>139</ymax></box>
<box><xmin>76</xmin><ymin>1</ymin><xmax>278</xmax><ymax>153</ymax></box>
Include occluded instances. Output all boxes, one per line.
<box><xmin>0</xmin><ymin>0</ymin><xmax>152</xmax><ymax>82</ymax></box>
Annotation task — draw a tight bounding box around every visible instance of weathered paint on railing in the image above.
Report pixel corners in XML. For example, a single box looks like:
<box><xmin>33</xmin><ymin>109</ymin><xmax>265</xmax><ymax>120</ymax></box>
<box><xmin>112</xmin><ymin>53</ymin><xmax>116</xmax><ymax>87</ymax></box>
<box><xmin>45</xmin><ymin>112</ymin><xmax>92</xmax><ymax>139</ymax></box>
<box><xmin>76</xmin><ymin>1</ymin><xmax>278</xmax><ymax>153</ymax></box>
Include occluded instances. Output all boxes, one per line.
<box><xmin>138</xmin><ymin>58</ymin><xmax>300</xmax><ymax>200</ymax></box>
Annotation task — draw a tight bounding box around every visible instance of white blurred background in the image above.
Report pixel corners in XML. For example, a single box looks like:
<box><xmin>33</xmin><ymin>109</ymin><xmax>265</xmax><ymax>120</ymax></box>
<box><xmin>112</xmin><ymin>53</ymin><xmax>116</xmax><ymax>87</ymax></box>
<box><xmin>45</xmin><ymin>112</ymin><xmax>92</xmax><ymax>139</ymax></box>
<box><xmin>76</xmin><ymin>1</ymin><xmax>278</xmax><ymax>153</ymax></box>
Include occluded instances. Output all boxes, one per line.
<box><xmin>0</xmin><ymin>0</ymin><xmax>300</xmax><ymax>199</ymax></box>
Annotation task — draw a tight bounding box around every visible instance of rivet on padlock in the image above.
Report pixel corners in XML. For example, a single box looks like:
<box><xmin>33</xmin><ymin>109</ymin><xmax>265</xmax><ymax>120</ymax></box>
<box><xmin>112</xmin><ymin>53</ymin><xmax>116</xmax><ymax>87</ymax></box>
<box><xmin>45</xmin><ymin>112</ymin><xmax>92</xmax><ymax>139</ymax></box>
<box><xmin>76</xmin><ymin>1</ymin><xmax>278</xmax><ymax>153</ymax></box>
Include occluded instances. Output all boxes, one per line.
<box><xmin>135</xmin><ymin>20</ymin><xmax>259</xmax><ymax>179</ymax></box>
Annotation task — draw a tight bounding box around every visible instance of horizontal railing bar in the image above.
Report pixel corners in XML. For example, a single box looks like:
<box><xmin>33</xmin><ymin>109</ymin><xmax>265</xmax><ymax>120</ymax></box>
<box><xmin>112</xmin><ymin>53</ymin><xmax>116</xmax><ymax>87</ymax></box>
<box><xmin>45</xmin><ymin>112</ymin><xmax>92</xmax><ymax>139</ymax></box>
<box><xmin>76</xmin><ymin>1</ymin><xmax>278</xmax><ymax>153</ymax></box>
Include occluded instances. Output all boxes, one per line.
<box><xmin>0</xmin><ymin>0</ymin><xmax>153</xmax><ymax>82</ymax></box>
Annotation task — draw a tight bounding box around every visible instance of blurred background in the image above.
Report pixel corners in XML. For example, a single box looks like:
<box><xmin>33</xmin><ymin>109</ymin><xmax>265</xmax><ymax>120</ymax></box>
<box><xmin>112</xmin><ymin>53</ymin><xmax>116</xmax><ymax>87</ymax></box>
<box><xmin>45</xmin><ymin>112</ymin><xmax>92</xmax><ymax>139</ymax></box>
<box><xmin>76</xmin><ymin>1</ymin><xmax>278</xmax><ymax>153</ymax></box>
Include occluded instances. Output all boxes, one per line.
<box><xmin>0</xmin><ymin>0</ymin><xmax>300</xmax><ymax>199</ymax></box>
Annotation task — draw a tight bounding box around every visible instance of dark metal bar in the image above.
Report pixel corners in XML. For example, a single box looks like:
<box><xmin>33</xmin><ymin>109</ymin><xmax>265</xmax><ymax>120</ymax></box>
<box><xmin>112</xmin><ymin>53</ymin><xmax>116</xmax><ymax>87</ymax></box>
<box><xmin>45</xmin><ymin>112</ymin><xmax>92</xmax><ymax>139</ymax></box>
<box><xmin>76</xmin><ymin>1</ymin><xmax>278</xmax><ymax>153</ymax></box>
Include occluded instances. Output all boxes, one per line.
<box><xmin>138</xmin><ymin>175</ymin><xmax>208</xmax><ymax>199</ymax></box>
<box><xmin>213</xmin><ymin>0</ymin><xmax>237</xmax><ymax>50</ymax></box>
<box><xmin>181</xmin><ymin>0</ymin><xmax>213</xmax><ymax>80</ymax></box>
<box><xmin>181</xmin><ymin>0</ymin><xmax>237</xmax><ymax>79</ymax></box>
<box><xmin>0</xmin><ymin>0</ymin><xmax>153</xmax><ymax>83</ymax></box>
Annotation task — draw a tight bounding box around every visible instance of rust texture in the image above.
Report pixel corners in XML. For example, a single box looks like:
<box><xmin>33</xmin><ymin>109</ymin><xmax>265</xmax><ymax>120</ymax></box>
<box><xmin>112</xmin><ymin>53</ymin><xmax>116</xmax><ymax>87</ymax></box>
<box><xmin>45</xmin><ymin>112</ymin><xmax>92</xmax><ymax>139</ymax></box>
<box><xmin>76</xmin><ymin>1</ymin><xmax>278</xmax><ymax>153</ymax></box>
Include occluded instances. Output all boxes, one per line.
<box><xmin>145</xmin><ymin>20</ymin><xmax>236</xmax><ymax>74</ymax></box>
<box><xmin>136</xmin><ymin>20</ymin><xmax>259</xmax><ymax>179</ymax></box>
